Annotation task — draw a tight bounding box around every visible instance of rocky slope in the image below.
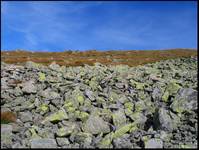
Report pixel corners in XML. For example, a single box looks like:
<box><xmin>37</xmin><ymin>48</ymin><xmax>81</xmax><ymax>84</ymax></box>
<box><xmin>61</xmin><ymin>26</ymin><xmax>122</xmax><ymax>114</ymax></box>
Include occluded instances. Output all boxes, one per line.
<box><xmin>1</xmin><ymin>57</ymin><xmax>198</xmax><ymax>148</ymax></box>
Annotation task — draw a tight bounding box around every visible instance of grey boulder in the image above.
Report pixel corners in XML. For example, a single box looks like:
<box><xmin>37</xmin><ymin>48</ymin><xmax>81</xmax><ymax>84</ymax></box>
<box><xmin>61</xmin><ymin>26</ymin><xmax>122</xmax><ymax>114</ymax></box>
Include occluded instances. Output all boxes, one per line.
<box><xmin>21</xmin><ymin>81</ymin><xmax>37</xmax><ymax>94</ymax></box>
<box><xmin>145</xmin><ymin>138</ymin><xmax>163</xmax><ymax>148</ymax></box>
<box><xmin>84</xmin><ymin>115</ymin><xmax>110</xmax><ymax>134</ymax></box>
<box><xmin>30</xmin><ymin>138</ymin><xmax>57</xmax><ymax>148</ymax></box>
<box><xmin>1</xmin><ymin>125</ymin><xmax>13</xmax><ymax>148</ymax></box>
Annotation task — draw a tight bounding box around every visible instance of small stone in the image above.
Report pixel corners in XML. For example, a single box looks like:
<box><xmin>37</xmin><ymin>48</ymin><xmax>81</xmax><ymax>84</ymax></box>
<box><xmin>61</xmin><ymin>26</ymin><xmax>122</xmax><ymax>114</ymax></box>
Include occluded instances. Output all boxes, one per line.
<box><xmin>56</xmin><ymin>138</ymin><xmax>70</xmax><ymax>146</ymax></box>
<box><xmin>85</xmin><ymin>90</ymin><xmax>95</xmax><ymax>101</ymax></box>
<box><xmin>19</xmin><ymin>111</ymin><xmax>33</xmax><ymax>122</ymax></box>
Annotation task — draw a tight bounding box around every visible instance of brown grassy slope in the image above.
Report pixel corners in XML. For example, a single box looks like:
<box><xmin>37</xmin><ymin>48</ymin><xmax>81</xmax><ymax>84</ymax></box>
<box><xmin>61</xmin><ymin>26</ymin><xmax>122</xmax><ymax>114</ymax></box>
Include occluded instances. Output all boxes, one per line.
<box><xmin>1</xmin><ymin>49</ymin><xmax>197</xmax><ymax>67</ymax></box>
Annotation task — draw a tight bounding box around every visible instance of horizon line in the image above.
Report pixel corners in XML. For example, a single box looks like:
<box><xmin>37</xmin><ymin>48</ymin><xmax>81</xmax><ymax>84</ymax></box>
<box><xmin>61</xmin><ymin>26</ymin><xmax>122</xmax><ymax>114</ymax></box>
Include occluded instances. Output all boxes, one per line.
<box><xmin>1</xmin><ymin>48</ymin><xmax>197</xmax><ymax>53</ymax></box>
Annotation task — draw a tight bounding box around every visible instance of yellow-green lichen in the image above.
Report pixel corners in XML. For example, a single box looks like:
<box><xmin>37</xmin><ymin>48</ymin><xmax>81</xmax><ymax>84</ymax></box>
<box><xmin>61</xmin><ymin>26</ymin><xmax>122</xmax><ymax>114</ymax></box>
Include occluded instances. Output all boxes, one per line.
<box><xmin>42</xmin><ymin>109</ymin><xmax>68</xmax><ymax>123</ymax></box>
<box><xmin>38</xmin><ymin>72</ymin><xmax>46</xmax><ymax>81</ymax></box>
<box><xmin>79</xmin><ymin>112</ymin><xmax>89</xmax><ymax>122</ymax></box>
<box><xmin>64</xmin><ymin>101</ymin><xmax>73</xmax><ymax>108</ymax></box>
<box><xmin>124</xmin><ymin>102</ymin><xmax>134</xmax><ymax>109</ymax></box>
<box><xmin>67</xmin><ymin>107</ymin><xmax>76</xmax><ymax>113</ymax></box>
<box><xmin>113</xmin><ymin>123</ymin><xmax>133</xmax><ymax>139</ymax></box>
<box><xmin>167</xmin><ymin>82</ymin><xmax>181</xmax><ymax>94</ymax></box>
<box><xmin>57</xmin><ymin>125</ymin><xmax>76</xmax><ymax>137</ymax></box>
<box><xmin>77</xmin><ymin>95</ymin><xmax>84</xmax><ymax>105</ymax></box>
<box><xmin>29</xmin><ymin>126</ymin><xmax>41</xmax><ymax>138</ymax></box>
<box><xmin>98</xmin><ymin>132</ymin><xmax>113</xmax><ymax>148</ymax></box>
<box><xmin>162</xmin><ymin>90</ymin><xmax>169</xmax><ymax>102</ymax></box>
<box><xmin>40</xmin><ymin>104</ymin><xmax>48</xmax><ymax>112</ymax></box>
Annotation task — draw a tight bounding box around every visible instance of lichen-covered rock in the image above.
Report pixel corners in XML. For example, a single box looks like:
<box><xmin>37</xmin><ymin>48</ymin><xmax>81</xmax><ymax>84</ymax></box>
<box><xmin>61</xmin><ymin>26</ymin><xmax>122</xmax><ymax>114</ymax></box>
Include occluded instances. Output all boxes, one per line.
<box><xmin>1</xmin><ymin>57</ymin><xmax>197</xmax><ymax>148</ymax></box>
<box><xmin>29</xmin><ymin>125</ymin><xmax>41</xmax><ymax>138</ymax></box>
<box><xmin>113</xmin><ymin>123</ymin><xmax>135</xmax><ymax>139</ymax></box>
<box><xmin>83</xmin><ymin>114</ymin><xmax>110</xmax><ymax>135</ymax></box>
<box><xmin>39</xmin><ymin>104</ymin><xmax>49</xmax><ymax>113</ymax></box>
<box><xmin>171</xmin><ymin>88</ymin><xmax>197</xmax><ymax>113</ymax></box>
<box><xmin>166</xmin><ymin>81</ymin><xmax>181</xmax><ymax>95</ymax></box>
<box><xmin>130</xmin><ymin>80</ymin><xmax>146</xmax><ymax>90</ymax></box>
<box><xmin>56</xmin><ymin>122</ymin><xmax>76</xmax><ymax>137</ymax></box>
<box><xmin>97</xmin><ymin>132</ymin><xmax>114</xmax><ymax>148</ymax></box>
<box><xmin>128</xmin><ymin>111</ymin><xmax>147</xmax><ymax>128</ymax></box>
<box><xmin>79</xmin><ymin>111</ymin><xmax>89</xmax><ymax>122</ymax></box>
<box><xmin>38</xmin><ymin>72</ymin><xmax>46</xmax><ymax>82</ymax></box>
<box><xmin>42</xmin><ymin>109</ymin><xmax>68</xmax><ymax>123</ymax></box>
<box><xmin>112</xmin><ymin>109</ymin><xmax>126</xmax><ymax>129</ymax></box>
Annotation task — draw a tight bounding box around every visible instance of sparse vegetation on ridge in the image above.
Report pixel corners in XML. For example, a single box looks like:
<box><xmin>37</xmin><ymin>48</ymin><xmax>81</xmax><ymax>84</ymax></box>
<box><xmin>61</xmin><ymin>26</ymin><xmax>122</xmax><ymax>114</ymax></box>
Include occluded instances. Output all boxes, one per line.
<box><xmin>1</xmin><ymin>49</ymin><xmax>197</xmax><ymax>67</ymax></box>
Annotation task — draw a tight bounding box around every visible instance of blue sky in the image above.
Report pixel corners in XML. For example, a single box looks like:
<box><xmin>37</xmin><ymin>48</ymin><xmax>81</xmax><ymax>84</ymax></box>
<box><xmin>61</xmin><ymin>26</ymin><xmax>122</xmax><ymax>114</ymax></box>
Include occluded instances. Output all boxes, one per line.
<box><xmin>1</xmin><ymin>1</ymin><xmax>197</xmax><ymax>52</ymax></box>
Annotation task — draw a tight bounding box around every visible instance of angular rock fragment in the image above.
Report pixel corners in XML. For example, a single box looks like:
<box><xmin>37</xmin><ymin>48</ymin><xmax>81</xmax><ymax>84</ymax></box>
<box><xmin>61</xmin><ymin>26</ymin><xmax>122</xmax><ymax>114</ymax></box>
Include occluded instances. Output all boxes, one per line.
<box><xmin>153</xmin><ymin>108</ymin><xmax>175</xmax><ymax>131</ymax></box>
<box><xmin>145</xmin><ymin>138</ymin><xmax>163</xmax><ymax>148</ymax></box>
<box><xmin>21</xmin><ymin>81</ymin><xmax>37</xmax><ymax>94</ymax></box>
<box><xmin>83</xmin><ymin>114</ymin><xmax>110</xmax><ymax>134</ymax></box>
<box><xmin>19</xmin><ymin>111</ymin><xmax>33</xmax><ymax>122</ymax></box>
<box><xmin>30</xmin><ymin>138</ymin><xmax>57</xmax><ymax>148</ymax></box>
<box><xmin>171</xmin><ymin>88</ymin><xmax>197</xmax><ymax>113</ymax></box>
<box><xmin>112</xmin><ymin>109</ymin><xmax>126</xmax><ymax>129</ymax></box>
<box><xmin>42</xmin><ymin>109</ymin><xmax>68</xmax><ymax>123</ymax></box>
<box><xmin>1</xmin><ymin>125</ymin><xmax>13</xmax><ymax>148</ymax></box>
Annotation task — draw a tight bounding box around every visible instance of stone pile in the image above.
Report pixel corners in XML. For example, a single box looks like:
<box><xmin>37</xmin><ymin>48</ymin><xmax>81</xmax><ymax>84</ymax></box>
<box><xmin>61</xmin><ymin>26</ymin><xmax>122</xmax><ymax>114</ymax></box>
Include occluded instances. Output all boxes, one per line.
<box><xmin>1</xmin><ymin>57</ymin><xmax>198</xmax><ymax>148</ymax></box>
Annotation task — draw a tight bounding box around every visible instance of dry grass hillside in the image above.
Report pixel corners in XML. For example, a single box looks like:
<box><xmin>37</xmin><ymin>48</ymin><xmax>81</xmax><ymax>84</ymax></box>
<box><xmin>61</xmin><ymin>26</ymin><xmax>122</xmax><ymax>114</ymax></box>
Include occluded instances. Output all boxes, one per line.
<box><xmin>1</xmin><ymin>49</ymin><xmax>197</xmax><ymax>67</ymax></box>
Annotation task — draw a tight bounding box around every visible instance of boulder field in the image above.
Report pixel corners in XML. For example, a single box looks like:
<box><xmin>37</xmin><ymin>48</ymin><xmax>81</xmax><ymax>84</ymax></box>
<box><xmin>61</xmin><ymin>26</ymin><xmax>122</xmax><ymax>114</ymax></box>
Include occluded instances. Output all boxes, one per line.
<box><xmin>1</xmin><ymin>57</ymin><xmax>197</xmax><ymax>148</ymax></box>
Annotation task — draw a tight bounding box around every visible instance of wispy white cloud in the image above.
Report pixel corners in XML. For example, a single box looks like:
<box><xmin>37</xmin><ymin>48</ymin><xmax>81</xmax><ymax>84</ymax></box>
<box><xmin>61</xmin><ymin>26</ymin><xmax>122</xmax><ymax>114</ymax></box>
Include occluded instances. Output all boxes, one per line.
<box><xmin>2</xmin><ymin>1</ymin><xmax>106</xmax><ymax>50</ymax></box>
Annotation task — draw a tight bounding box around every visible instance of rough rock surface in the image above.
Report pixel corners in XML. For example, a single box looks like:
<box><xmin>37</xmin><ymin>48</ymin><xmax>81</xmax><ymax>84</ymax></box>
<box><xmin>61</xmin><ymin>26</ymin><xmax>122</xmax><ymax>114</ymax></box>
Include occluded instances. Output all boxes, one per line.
<box><xmin>1</xmin><ymin>57</ymin><xmax>197</xmax><ymax>148</ymax></box>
